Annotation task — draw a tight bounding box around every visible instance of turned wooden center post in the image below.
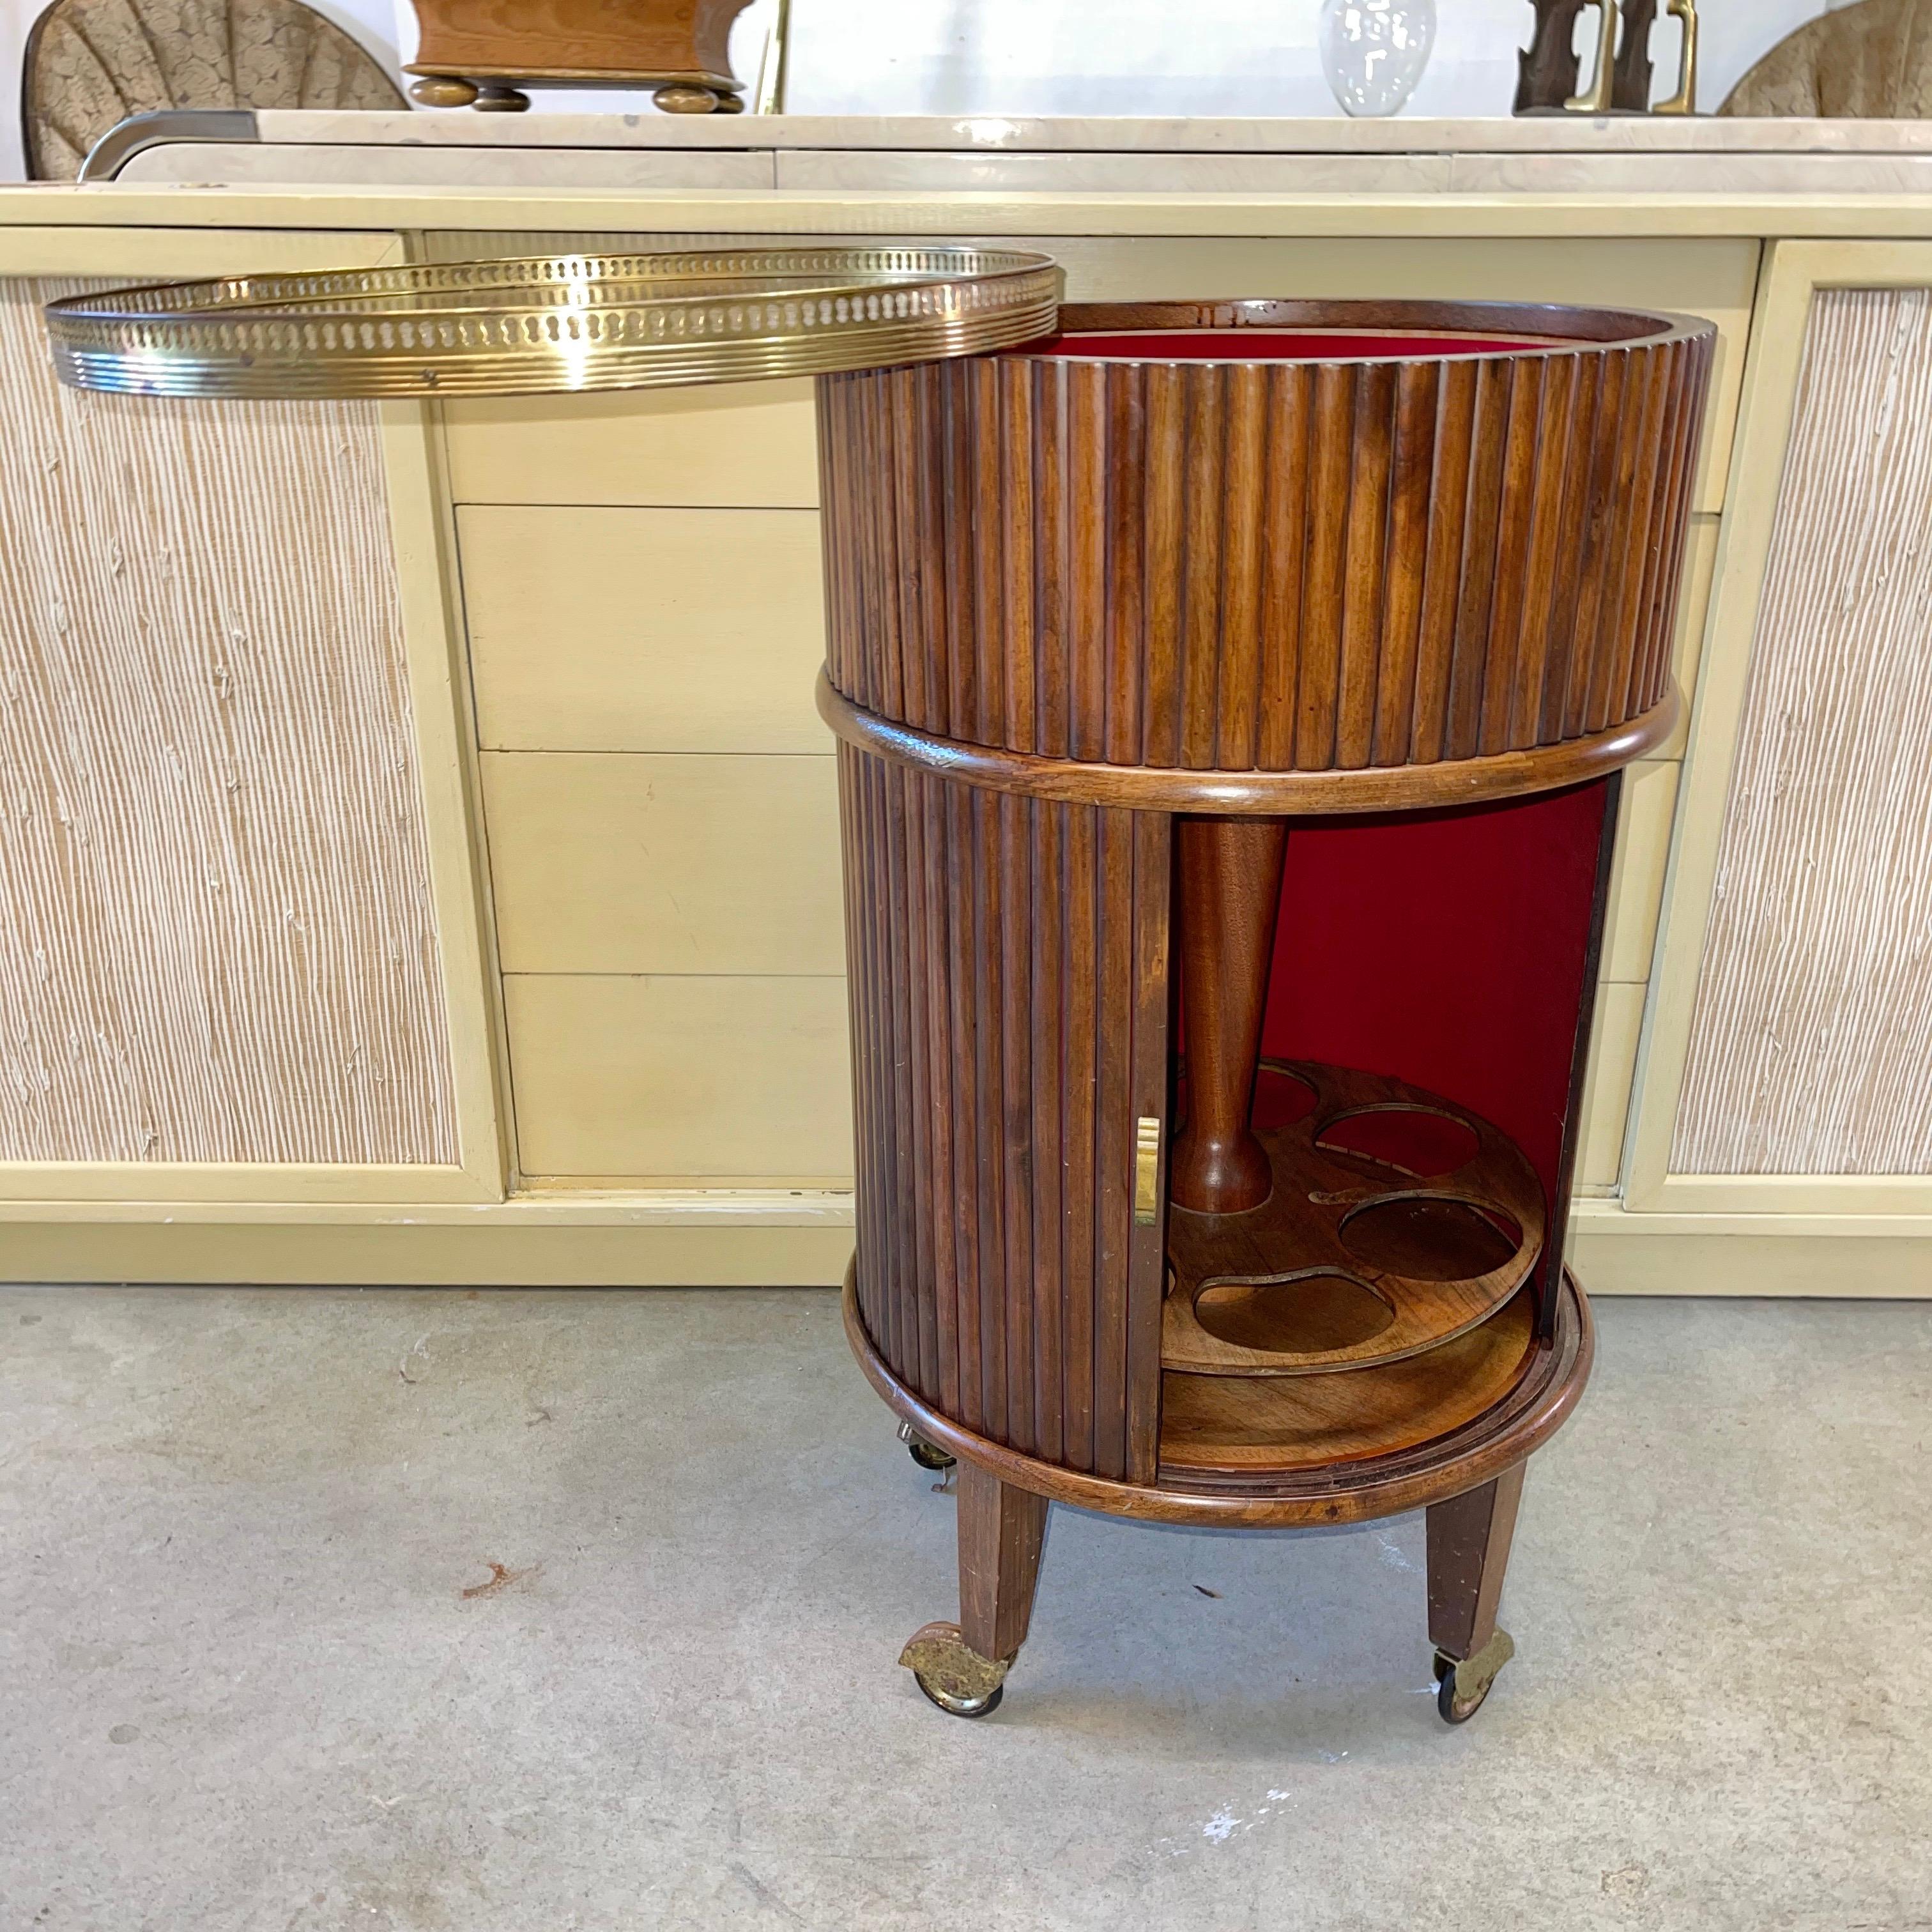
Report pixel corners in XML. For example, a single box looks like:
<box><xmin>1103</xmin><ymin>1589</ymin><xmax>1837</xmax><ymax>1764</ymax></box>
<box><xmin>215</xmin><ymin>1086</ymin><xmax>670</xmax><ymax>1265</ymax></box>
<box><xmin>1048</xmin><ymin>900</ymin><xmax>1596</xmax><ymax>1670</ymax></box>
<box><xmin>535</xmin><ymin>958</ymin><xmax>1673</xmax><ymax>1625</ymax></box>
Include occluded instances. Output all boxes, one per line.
<box><xmin>1169</xmin><ymin>816</ymin><xmax>1291</xmax><ymax>1215</ymax></box>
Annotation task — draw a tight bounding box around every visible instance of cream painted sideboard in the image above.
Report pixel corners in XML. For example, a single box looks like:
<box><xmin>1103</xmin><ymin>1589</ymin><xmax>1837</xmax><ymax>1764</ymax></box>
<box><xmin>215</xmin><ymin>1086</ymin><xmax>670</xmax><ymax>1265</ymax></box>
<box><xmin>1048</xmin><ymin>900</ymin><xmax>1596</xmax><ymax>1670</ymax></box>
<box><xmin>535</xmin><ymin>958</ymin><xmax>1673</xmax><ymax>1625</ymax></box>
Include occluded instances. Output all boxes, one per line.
<box><xmin>1</xmin><ymin>148</ymin><xmax>1929</xmax><ymax>1293</ymax></box>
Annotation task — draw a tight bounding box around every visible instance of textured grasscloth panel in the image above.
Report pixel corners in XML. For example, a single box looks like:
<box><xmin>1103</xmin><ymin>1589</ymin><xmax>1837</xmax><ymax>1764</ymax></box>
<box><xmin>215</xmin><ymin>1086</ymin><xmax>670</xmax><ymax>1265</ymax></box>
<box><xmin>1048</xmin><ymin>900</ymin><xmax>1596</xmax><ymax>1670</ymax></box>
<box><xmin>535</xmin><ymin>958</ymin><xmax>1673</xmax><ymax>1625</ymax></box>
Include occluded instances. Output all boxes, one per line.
<box><xmin>818</xmin><ymin>322</ymin><xmax>1712</xmax><ymax>772</ymax></box>
<box><xmin>1673</xmin><ymin>288</ymin><xmax>1932</xmax><ymax>1176</ymax></box>
<box><xmin>0</xmin><ymin>279</ymin><xmax>457</xmax><ymax>1167</ymax></box>
<box><xmin>839</xmin><ymin>745</ymin><xmax>1168</xmax><ymax>1482</ymax></box>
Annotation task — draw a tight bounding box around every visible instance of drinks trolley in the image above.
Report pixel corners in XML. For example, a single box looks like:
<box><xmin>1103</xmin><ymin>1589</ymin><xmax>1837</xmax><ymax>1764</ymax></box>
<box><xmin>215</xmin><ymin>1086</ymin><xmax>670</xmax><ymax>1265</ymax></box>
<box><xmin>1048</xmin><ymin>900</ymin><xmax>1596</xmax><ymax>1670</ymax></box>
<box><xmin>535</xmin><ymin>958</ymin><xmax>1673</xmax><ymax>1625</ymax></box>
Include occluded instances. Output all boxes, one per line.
<box><xmin>46</xmin><ymin>249</ymin><xmax>1711</xmax><ymax>1725</ymax></box>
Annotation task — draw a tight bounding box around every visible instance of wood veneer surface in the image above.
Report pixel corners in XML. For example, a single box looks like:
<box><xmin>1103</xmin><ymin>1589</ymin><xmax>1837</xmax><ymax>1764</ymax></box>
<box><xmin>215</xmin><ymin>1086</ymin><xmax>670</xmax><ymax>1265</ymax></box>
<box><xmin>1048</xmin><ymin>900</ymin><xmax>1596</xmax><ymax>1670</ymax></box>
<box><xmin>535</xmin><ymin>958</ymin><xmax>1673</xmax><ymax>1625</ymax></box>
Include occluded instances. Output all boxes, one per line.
<box><xmin>1159</xmin><ymin>1287</ymin><xmax>1537</xmax><ymax>1474</ymax></box>
<box><xmin>0</xmin><ymin>280</ymin><xmax>456</xmax><ymax>1167</ymax></box>
<box><xmin>1674</xmin><ymin>287</ymin><xmax>1932</xmax><ymax>1175</ymax></box>
<box><xmin>818</xmin><ymin>298</ymin><xmax>1713</xmax><ymax>781</ymax></box>
<box><xmin>411</xmin><ymin>0</ymin><xmax>748</xmax><ymax>80</ymax></box>
<box><xmin>839</xmin><ymin>742</ymin><xmax>1169</xmax><ymax>1482</ymax></box>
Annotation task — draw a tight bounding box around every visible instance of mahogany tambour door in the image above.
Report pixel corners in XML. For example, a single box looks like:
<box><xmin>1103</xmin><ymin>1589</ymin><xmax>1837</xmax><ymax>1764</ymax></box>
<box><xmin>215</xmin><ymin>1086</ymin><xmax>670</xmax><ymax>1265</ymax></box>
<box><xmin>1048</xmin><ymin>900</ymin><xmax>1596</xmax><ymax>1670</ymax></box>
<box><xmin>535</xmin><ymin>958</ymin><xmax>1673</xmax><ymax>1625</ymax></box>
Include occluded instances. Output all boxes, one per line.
<box><xmin>838</xmin><ymin>744</ymin><xmax>1170</xmax><ymax>1483</ymax></box>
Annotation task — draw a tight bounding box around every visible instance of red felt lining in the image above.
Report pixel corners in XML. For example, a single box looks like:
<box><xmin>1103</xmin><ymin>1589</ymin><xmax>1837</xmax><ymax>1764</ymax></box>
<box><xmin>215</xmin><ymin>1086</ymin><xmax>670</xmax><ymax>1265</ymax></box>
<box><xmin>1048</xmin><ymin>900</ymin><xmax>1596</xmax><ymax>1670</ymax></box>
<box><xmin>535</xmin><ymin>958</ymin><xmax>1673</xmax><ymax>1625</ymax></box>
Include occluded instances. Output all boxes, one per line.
<box><xmin>1008</xmin><ymin>329</ymin><xmax>1553</xmax><ymax>363</ymax></box>
<box><xmin>1255</xmin><ymin>780</ymin><xmax>1612</xmax><ymax>1223</ymax></box>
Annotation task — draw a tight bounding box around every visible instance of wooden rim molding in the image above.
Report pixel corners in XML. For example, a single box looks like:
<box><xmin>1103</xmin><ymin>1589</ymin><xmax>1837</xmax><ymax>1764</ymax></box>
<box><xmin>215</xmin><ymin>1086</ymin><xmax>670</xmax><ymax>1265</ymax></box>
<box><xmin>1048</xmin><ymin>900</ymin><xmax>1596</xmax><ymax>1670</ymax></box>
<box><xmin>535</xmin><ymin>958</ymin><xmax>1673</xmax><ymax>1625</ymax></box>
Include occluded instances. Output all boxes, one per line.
<box><xmin>843</xmin><ymin>1262</ymin><xmax>1595</xmax><ymax>1528</ymax></box>
<box><xmin>818</xmin><ymin>671</ymin><xmax>1679</xmax><ymax>812</ymax></box>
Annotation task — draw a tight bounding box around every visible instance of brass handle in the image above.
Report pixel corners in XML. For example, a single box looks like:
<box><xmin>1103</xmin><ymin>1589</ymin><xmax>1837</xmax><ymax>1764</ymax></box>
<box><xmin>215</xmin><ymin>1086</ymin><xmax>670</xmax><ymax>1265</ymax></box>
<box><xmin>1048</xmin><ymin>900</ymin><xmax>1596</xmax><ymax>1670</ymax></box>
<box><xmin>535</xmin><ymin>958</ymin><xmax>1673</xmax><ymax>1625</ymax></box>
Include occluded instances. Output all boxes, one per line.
<box><xmin>1565</xmin><ymin>0</ymin><xmax>1618</xmax><ymax>112</ymax></box>
<box><xmin>1653</xmin><ymin>0</ymin><xmax>1698</xmax><ymax>114</ymax></box>
<box><xmin>1135</xmin><ymin>1117</ymin><xmax>1162</xmax><ymax>1225</ymax></box>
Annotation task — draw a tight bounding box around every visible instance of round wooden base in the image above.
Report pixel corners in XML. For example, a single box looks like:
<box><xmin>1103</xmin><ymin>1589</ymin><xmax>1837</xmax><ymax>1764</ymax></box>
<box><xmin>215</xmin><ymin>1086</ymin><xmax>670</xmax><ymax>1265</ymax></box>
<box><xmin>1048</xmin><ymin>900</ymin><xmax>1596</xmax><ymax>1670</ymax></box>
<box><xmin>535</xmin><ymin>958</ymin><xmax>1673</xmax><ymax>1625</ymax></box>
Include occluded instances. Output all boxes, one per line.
<box><xmin>844</xmin><ymin>1265</ymin><xmax>1592</xmax><ymax>1529</ymax></box>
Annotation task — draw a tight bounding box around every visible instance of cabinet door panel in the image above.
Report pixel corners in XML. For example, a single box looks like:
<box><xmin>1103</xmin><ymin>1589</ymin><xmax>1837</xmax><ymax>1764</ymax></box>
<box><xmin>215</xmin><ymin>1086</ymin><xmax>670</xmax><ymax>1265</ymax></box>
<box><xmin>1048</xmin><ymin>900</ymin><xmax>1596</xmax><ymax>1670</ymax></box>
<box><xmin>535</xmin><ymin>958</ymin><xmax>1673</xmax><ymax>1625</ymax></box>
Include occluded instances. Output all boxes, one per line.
<box><xmin>0</xmin><ymin>270</ymin><xmax>468</xmax><ymax>1191</ymax></box>
<box><xmin>1632</xmin><ymin>245</ymin><xmax>1932</xmax><ymax>1215</ymax></box>
<box><xmin>839</xmin><ymin>747</ymin><xmax>1170</xmax><ymax>1485</ymax></box>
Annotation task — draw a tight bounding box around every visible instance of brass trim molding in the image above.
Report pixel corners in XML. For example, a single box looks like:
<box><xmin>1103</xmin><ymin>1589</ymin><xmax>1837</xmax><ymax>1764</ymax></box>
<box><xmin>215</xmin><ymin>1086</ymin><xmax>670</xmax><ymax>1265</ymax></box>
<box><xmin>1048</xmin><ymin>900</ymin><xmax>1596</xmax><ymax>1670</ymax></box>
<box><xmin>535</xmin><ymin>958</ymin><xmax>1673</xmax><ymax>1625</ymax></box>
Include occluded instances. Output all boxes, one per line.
<box><xmin>44</xmin><ymin>247</ymin><xmax>1063</xmax><ymax>399</ymax></box>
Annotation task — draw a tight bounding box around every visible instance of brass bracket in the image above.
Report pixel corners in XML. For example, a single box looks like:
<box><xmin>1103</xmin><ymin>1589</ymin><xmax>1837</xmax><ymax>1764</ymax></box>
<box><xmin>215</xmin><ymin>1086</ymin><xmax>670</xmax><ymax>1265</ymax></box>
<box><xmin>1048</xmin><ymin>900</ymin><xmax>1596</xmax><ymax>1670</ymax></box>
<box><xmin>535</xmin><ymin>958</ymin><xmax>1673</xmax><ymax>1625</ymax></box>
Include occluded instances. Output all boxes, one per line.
<box><xmin>899</xmin><ymin>1621</ymin><xmax>1012</xmax><ymax>1703</ymax></box>
<box><xmin>1134</xmin><ymin>1117</ymin><xmax>1162</xmax><ymax>1225</ymax></box>
<box><xmin>1448</xmin><ymin>1627</ymin><xmax>1517</xmax><ymax>1703</ymax></box>
<box><xmin>1563</xmin><ymin>0</ymin><xmax>1696</xmax><ymax>115</ymax></box>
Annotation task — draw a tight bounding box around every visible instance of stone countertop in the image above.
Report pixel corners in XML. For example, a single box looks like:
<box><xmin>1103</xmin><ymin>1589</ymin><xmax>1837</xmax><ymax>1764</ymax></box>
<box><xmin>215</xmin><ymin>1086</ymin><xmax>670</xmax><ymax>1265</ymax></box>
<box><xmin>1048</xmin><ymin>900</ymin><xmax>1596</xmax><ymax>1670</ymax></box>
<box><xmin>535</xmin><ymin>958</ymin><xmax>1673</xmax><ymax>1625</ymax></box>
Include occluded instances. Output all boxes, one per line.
<box><xmin>245</xmin><ymin>111</ymin><xmax>1932</xmax><ymax>153</ymax></box>
<box><xmin>88</xmin><ymin>110</ymin><xmax>1932</xmax><ymax>195</ymax></box>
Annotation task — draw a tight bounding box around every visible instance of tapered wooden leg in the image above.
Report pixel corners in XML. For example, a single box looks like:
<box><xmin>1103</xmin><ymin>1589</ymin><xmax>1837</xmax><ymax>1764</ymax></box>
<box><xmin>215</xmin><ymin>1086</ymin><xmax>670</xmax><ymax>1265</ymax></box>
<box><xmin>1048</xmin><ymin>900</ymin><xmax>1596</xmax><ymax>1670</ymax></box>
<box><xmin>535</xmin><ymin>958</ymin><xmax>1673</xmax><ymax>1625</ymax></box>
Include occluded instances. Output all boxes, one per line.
<box><xmin>899</xmin><ymin>1460</ymin><xmax>1049</xmax><ymax>1718</ymax></box>
<box><xmin>957</xmin><ymin>1460</ymin><xmax>1050</xmax><ymax>1662</ymax></box>
<box><xmin>1426</xmin><ymin>1461</ymin><xmax>1526</xmax><ymax>1722</ymax></box>
<box><xmin>1170</xmin><ymin>815</ymin><xmax>1290</xmax><ymax>1215</ymax></box>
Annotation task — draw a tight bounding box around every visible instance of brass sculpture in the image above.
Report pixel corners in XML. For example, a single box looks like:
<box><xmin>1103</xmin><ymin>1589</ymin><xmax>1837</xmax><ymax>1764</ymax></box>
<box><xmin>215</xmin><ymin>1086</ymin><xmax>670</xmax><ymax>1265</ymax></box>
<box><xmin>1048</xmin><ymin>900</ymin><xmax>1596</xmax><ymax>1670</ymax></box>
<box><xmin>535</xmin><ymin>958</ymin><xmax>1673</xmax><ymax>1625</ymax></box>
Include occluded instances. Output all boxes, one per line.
<box><xmin>1515</xmin><ymin>0</ymin><xmax>1696</xmax><ymax>115</ymax></box>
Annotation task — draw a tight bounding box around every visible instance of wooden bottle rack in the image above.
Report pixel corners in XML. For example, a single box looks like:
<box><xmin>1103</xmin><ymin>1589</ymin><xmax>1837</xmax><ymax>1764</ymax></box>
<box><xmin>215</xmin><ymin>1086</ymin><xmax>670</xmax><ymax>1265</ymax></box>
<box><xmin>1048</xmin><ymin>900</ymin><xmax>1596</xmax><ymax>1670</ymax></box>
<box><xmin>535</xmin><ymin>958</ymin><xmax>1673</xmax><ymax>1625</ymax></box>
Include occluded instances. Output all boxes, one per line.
<box><xmin>1163</xmin><ymin>1059</ymin><xmax>1545</xmax><ymax>1378</ymax></box>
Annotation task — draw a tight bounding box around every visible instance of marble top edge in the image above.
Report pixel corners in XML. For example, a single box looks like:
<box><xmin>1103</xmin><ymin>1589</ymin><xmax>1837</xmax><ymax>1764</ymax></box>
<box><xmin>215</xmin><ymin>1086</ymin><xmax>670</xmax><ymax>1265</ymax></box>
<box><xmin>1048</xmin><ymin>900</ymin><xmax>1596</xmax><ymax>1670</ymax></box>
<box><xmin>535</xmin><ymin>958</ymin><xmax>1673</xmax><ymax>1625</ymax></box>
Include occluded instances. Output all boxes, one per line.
<box><xmin>248</xmin><ymin>111</ymin><xmax>1932</xmax><ymax>157</ymax></box>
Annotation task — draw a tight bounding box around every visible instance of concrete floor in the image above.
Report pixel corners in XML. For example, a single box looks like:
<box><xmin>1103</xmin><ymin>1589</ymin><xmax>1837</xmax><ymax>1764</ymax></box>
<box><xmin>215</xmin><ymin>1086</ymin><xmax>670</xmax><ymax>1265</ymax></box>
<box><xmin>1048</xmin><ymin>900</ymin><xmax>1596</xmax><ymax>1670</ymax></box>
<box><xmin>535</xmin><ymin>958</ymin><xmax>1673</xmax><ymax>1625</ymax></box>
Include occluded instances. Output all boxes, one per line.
<box><xmin>1</xmin><ymin>1288</ymin><xmax>1926</xmax><ymax>1932</ymax></box>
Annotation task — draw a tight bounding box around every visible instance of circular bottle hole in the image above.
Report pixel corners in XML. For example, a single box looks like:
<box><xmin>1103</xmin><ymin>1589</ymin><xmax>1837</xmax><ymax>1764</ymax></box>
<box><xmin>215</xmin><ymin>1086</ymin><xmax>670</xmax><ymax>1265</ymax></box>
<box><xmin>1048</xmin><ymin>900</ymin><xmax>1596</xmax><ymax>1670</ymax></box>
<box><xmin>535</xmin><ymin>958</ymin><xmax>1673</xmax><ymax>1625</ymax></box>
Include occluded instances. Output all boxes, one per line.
<box><xmin>1193</xmin><ymin>1271</ymin><xmax>1395</xmax><ymax>1354</ymax></box>
<box><xmin>1315</xmin><ymin>1105</ymin><xmax>1479</xmax><ymax>1177</ymax></box>
<box><xmin>1172</xmin><ymin>1062</ymin><xmax>1314</xmax><ymax>1135</ymax></box>
<box><xmin>1252</xmin><ymin>1063</ymin><xmax>1317</xmax><ymax>1130</ymax></box>
<box><xmin>1339</xmin><ymin>1197</ymin><xmax>1523</xmax><ymax>1282</ymax></box>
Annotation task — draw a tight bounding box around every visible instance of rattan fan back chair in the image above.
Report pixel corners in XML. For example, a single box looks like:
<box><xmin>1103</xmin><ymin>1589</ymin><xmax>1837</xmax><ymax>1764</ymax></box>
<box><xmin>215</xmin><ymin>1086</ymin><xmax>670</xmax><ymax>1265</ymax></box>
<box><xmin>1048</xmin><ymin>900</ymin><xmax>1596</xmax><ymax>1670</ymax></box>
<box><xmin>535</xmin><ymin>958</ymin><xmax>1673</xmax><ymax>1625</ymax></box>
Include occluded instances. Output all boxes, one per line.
<box><xmin>22</xmin><ymin>0</ymin><xmax>404</xmax><ymax>181</ymax></box>
<box><xmin>1721</xmin><ymin>0</ymin><xmax>1932</xmax><ymax>116</ymax></box>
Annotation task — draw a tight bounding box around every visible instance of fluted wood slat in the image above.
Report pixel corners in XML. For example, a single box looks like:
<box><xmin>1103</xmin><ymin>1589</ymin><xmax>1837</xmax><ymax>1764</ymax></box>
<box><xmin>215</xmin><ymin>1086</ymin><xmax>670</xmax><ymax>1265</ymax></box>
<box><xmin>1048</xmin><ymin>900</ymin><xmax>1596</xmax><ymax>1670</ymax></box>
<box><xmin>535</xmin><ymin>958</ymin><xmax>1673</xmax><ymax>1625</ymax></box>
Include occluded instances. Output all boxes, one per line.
<box><xmin>841</xmin><ymin>744</ymin><xmax>1168</xmax><ymax>1479</ymax></box>
<box><xmin>819</xmin><ymin>305</ymin><xmax>1713</xmax><ymax>780</ymax></box>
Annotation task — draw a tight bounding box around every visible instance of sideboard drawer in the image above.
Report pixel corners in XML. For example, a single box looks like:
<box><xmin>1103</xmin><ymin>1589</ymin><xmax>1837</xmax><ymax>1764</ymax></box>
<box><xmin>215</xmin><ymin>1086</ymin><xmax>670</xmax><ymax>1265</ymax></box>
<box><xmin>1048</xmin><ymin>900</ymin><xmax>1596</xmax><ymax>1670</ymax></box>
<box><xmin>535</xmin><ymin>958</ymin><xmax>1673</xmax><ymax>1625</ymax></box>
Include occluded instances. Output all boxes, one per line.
<box><xmin>461</xmin><ymin>504</ymin><xmax>827</xmax><ymax>753</ymax></box>
<box><xmin>443</xmin><ymin>376</ymin><xmax>818</xmax><ymax>508</ymax></box>
<box><xmin>484</xmin><ymin>751</ymin><xmax>843</xmax><ymax>976</ymax></box>
<box><xmin>504</xmin><ymin>974</ymin><xmax>852</xmax><ymax>1181</ymax></box>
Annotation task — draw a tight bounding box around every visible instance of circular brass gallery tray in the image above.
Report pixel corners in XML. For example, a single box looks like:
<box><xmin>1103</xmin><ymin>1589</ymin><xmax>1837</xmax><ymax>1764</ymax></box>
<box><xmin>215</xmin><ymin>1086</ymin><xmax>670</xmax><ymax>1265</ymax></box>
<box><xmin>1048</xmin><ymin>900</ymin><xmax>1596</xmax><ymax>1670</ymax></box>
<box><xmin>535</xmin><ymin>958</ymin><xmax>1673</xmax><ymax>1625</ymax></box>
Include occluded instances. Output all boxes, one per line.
<box><xmin>44</xmin><ymin>247</ymin><xmax>1064</xmax><ymax>399</ymax></box>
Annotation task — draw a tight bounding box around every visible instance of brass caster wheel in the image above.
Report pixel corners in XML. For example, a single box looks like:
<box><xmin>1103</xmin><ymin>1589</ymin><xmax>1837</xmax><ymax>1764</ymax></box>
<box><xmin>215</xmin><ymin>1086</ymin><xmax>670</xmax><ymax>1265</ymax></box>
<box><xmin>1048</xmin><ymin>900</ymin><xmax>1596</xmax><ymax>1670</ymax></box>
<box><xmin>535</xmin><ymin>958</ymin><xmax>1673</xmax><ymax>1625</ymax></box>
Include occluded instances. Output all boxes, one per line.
<box><xmin>473</xmin><ymin>84</ymin><xmax>532</xmax><ymax>112</ymax></box>
<box><xmin>408</xmin><ymin>76</ymin><xmax>479</xmax><ymax>107</ymax></box>
<box><xmin>898</xmin><ymin>1419</ymin><xmax>956</xmax><ymax>1471</ymax></box>
<box><xmin>714</xmin><ymin>90</ymin><xmax>747</xmax><ymax>114</ymax></box>
<box><xmin>918</xmin><ymin>1675</ymin><xmax>1002</xmax><ymax>1719</ymax></box>
<box><xmin>1434</xmin><ymin>1629</ymin><xmax>1515</xmax><ymax>1725</ymax></box>
<box><xmin>899</xmin><ymin>1620</ymin><xmax>1011</xmax><ymax>1719</ymax></box>
<box><xmin>654</xmin><ymin>82</ymin><xmax>724</xmax><ymax>113</ymax></box>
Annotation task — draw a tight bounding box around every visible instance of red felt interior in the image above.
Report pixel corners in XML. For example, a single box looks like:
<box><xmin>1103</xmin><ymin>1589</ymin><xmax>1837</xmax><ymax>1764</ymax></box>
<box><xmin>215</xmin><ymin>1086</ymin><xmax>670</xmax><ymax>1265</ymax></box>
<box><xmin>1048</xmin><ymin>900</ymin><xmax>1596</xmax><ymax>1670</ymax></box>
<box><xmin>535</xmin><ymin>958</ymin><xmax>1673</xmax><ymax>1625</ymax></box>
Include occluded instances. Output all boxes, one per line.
<box><xmin>1255</xmin><ymin>779</ymin><xmax>1611</xmax><ymax>1224</ymax></box>
<box><xmin>1009</xmin><ymin>329</ymin><xmax>1552</xmax><ymax>363</ymax></box>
